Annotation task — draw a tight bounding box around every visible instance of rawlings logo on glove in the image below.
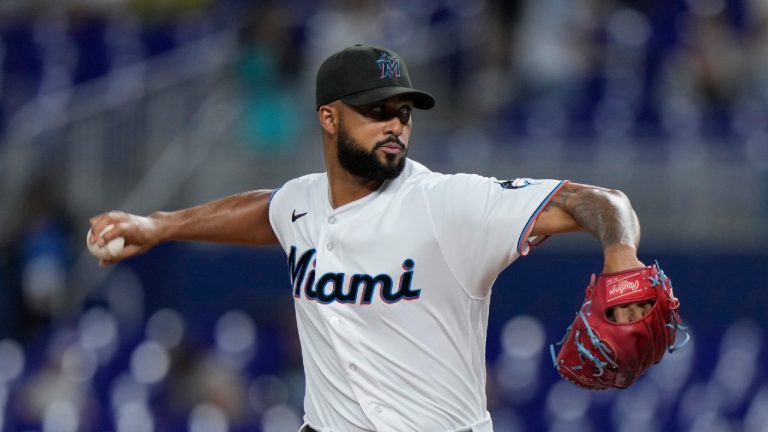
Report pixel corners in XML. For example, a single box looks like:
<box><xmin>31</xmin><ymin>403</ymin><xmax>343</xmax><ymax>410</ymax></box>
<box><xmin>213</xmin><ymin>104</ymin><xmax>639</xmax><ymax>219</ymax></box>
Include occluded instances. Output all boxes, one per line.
<box><xmin>550</xmin><ymin>261</ymin><xmax>689</xmax><ymax>389</ymax></box>
<box><xmin>607</xmin><ymin>278</ymin><xmax>641</xmax><ymax>301</ymax></box>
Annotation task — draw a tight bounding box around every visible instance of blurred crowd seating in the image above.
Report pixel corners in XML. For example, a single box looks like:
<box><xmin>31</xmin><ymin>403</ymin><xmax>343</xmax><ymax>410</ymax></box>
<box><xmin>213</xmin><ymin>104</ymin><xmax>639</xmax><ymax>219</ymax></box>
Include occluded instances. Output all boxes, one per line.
<box><xmin>0</xmin><ymin>277</ymin><xmax>764</xmax><ymax>432</ymax></box>
<box><xmin>1</xmin><ymin>1</ymin><xmax>767</xmax><ymax>431</ymax></box>
<box><xmin>2</xmin><ymin>0</ymin><xmax>768</xmax><ymax>143</ymax></box>
<box><xmin>0</xmin><ymin>243</ymin><xmax>765</xmax><ymax>432</ymax></box>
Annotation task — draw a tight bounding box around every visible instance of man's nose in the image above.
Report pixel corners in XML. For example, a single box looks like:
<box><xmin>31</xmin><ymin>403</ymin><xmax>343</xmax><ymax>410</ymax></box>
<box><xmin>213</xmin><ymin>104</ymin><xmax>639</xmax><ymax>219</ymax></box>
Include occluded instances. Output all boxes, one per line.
<box><xmin>384</xmin><ymin>116</ymin><xmax>405</xmax><ymax>136</ymax></box>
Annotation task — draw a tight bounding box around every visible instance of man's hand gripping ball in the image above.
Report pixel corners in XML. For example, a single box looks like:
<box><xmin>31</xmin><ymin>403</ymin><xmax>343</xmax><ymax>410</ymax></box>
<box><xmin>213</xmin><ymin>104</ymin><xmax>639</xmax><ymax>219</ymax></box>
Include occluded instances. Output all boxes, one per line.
<box><xmin>550</xmin><ymin>262</ymin><xmax>689</xmax><ymax>389</ymax></box>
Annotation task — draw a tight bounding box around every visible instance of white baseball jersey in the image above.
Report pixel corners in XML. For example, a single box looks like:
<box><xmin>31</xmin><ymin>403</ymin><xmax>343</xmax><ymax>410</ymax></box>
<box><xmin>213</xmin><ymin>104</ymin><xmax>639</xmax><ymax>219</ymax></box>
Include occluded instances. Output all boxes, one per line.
<box><xmin>268</xmin><ymin>159</ymin><xmax>566</xmax><ymax>432</ymax></box>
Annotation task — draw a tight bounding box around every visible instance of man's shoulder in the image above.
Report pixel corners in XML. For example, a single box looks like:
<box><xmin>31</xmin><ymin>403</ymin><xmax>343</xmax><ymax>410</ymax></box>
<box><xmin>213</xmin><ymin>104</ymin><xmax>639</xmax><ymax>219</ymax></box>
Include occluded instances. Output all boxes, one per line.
<box><xmin>280</xmin><ymin>172</ymin><xmax>325</xmax><ymax>192</ymax></box>
<box><xmin>270</xmin><ymin>172</ymin><xmax>325</xmax><ymax>205</ymax></box>
<box><xmin>403</xmin><ymin>161</ymin><xmax>486</xmax><ymax>190</ymax></box>
<box><xmin>401</xmin><ymin>159</ymin><xmax>448</xmax><ymax>185</ymax></box>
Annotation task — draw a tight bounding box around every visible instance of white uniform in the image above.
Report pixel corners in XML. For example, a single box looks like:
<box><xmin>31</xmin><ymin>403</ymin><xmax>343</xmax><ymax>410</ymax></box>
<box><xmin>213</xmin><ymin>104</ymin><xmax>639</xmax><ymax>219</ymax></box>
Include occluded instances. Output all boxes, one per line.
<box><xmin>268</xmin><ymin>159</ymin><xmax>566</xmax><ymax>432</ymax></box>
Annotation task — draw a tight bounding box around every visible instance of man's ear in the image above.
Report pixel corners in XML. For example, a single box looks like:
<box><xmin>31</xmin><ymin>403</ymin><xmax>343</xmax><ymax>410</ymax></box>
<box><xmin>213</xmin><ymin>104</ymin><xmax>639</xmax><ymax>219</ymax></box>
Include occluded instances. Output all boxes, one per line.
<box><xmin>318</xmin><ymin>106</ymin><xmax>337</xmax><ymax>134</ymax></box>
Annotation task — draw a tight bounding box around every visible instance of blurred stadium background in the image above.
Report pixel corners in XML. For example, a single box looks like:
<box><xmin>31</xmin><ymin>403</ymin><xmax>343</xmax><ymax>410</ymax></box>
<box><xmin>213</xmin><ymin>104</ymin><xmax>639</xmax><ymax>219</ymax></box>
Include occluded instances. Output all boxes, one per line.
<box><xmin>0</xmin><ymin>0</ymin><xmax>766</xmax><ymax>431</ymax></box>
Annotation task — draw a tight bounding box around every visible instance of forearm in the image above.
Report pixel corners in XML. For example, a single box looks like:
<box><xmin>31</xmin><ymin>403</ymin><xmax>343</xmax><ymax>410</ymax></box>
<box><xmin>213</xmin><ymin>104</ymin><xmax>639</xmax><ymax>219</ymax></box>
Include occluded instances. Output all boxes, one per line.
<box><xmin>558</xmin><ymin>185</ymin><xmax>643</xmax><ymax>272</ymax></box>
<box><xmin>151</xmin><ymin>189</ymin><xmax>277</xmax><ymax>245</ymax></box>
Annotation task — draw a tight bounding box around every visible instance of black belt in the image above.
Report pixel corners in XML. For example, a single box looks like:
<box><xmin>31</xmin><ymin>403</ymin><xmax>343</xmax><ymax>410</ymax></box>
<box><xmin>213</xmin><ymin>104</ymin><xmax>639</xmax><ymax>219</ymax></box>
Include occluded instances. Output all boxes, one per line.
<box><xmin>300</xmin><ymin>426</ymin><xmax>318</xmax><ymax>432</ymax></box>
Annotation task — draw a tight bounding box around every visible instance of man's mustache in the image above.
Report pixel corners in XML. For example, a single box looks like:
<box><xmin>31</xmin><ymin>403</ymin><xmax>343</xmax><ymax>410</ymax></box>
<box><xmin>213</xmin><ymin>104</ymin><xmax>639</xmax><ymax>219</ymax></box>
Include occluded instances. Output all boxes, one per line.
<box><xmin>375</xmin><ymin>136</ymin><xmax>405</xmax><ymax>150</ymax></box>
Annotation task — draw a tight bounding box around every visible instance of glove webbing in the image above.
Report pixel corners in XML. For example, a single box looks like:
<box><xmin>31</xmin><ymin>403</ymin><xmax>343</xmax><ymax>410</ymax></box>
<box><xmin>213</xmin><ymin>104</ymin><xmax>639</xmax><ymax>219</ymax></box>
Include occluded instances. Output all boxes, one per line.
<box><xmin>650</xmin><ymin>260</ymin><xmax>691</xmax><ymax>353</ymax></box>
<box><xmin>549</xmin><ymin>305</ymin><xmax>618</xmax><ymax>379</ymax></box>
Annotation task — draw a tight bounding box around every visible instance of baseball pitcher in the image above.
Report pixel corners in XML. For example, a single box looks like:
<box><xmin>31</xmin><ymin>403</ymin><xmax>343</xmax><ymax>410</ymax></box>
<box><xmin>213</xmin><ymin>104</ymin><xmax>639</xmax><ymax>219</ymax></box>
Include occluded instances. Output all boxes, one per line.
<box><xmin>88</xmin><ymin>45</ymin><xmax>686</xmax><ymax>432</ymax></box>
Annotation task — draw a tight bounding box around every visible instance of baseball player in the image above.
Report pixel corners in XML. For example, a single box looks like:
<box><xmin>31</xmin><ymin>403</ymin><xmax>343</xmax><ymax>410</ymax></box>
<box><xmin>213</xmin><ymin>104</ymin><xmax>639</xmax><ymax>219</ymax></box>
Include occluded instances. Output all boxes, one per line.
<box><xmin>89</xmin><ymin>45</ymin><xmax>668</xmax><ymax>431</ymax></box>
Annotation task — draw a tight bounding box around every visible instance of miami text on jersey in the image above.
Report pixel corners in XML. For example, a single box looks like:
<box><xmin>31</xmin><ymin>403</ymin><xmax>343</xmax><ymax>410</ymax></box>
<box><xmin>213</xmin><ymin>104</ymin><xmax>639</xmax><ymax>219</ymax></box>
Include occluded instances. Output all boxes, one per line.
<box><xmin>288</xmin><ymin>246</ymin><xmax>421</xmax><ymax>304</ymax></box>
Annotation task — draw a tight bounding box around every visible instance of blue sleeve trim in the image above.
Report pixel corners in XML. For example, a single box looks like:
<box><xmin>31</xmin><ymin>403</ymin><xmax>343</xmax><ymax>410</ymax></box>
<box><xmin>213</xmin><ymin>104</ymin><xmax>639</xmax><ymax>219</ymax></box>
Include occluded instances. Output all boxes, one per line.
<box><xmin>268</xmin><ymin>187</ymin><xmax>281</xmax><ymax>203</ymax></box>
<box><xmin>516</xmin><ymin>180</ymin><xmax>568</xmax><ymax>256</ymax></box>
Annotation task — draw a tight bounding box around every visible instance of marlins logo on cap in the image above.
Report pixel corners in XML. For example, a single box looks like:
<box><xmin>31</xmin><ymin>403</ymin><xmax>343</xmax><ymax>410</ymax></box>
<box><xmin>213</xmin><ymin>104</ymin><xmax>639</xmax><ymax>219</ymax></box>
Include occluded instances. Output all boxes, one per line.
<box><xmin>315</xmin><ymin>44</ymin><xmax>435</xmax><ymax>110</ymax></box>
<box><xmin>376</xmin><ymin>52</ymin><xmax>401</xmax><ymax>79</ymax></box>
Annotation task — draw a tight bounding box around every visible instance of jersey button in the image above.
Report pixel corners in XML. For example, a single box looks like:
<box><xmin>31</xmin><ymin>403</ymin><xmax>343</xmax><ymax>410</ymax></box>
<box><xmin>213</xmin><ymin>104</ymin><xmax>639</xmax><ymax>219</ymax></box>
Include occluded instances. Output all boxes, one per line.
<box><xmin>349</xmin><ymin>363</ymin><xmax>357</xmax><ymax>372</ymax></box>
<box><xmin>328</xmin><ymin>216</ymin><xmax>336</xmax><ymax>224</ymax></box>
<box><xmin>374</xmin><ymin>405</ymin><xmax>383</xmax><ymax>414</ymax></box>
<box><xmin>326</xmin><ymin>243</ymin><xmax>334</xmax><ymax>251</ymax></box>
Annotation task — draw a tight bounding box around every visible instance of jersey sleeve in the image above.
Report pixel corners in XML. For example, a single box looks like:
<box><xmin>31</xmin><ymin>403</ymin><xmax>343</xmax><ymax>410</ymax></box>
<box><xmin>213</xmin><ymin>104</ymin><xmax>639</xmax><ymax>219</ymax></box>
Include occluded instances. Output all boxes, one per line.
<box><xmin>267</xmin><ymin>185</ymin><xmax>289</xmax><ymax>252</ymax></box>
<box><xmin>268</xmin><ymin>173</ymin><xmax>326</xmax><ymax>254</ymax></box>
<box><xmin>423</xmin><ymin>175</ymin><xmax>567</xmax><ymax>298</ymax></box>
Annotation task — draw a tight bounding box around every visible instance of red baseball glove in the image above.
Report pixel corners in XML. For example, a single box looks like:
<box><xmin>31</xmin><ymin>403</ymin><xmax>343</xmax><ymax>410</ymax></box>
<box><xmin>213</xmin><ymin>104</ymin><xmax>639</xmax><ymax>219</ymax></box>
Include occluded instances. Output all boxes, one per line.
<box><xmin>550</xmin><ymin>261</ymin><xmax>689</xmax><ymax>389</ymax></box>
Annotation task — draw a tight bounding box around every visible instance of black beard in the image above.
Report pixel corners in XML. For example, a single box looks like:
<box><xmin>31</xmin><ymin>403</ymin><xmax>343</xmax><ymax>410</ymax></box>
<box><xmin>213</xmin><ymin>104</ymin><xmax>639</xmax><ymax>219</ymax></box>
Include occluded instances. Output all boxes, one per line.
<box><xmin>336</xmin><ymin>120</ymin><xmax>407</xmax><ymax>182</ymax></box>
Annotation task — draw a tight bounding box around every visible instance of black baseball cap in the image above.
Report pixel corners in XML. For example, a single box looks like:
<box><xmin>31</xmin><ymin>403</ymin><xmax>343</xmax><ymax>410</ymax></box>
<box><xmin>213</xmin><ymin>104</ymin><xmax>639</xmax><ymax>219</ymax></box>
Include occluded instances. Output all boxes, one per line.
<box><xmin>316</xmin><ymin>44</ymin><xmax>435</xmax><ymax>110</ymax></box>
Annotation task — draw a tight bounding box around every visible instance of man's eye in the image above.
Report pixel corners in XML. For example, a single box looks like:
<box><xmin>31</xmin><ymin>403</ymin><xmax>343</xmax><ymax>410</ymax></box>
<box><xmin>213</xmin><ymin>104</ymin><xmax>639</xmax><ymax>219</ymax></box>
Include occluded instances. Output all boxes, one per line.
<box><xmin>362</xmin><ymin>105</ymin><xmax>411</xmax><ymax>121</ymax></box>
<box><xmin>398</xmin><ymin>107</ymin><xmax>412</xmax><ymax>122</ymax></box>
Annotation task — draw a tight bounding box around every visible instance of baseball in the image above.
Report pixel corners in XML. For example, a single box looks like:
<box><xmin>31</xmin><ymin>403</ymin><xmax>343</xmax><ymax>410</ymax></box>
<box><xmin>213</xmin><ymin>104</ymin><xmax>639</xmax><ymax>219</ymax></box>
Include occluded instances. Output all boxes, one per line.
<box><xmin>86</xmin><ymin>224</ymin><xmax>125</xmax><ymax>259</ymax></box>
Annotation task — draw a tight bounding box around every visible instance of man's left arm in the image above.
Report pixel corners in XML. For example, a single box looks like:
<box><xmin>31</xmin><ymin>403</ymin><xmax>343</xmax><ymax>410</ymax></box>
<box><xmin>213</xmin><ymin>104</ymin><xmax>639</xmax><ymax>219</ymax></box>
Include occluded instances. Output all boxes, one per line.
<box><xmin>539</xmin><ymin>183</ymin><xmax>688</xmax><ymax>389</ymax></box>
<box><xmin>531</xmin><ymin>182</ymin><xmax>645</xmax><ymax>273</ymax></box>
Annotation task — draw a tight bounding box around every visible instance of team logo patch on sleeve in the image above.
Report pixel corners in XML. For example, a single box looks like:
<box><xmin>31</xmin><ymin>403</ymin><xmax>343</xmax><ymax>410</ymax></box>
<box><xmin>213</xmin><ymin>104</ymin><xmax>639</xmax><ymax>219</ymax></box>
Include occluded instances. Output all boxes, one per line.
<box><xmin>496</xmin><ymin>178</ymin><xmax>540</xmax><ymax>190</ymax></box>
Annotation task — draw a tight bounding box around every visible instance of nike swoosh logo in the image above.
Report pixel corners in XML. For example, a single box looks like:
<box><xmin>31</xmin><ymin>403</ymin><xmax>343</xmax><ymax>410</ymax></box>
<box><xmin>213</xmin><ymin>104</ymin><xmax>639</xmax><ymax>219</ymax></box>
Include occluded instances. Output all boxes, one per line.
<box><xmin>292</xmin><ymin>210</ymin><xmax>308</xmax><ymax>222</ymax></box>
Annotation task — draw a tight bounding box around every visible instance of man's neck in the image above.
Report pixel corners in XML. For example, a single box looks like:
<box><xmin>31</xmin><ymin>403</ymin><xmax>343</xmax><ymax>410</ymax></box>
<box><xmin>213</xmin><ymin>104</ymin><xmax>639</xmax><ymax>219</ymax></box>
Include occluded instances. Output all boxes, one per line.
<box><xmin>326</xmin><ymin>168</ymin><xmax>383</xmax><ymax>209</ymax></box>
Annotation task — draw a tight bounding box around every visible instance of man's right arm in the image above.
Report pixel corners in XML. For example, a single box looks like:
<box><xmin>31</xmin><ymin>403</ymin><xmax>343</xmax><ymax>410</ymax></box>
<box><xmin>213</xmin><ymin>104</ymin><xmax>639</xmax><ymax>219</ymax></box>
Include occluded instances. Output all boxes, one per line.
<box><xmin>89</xmin><ymin>189</ymin><xmax>278</xmax><ymax>266</ymax></box>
